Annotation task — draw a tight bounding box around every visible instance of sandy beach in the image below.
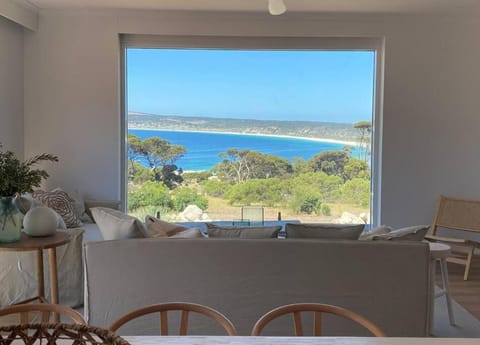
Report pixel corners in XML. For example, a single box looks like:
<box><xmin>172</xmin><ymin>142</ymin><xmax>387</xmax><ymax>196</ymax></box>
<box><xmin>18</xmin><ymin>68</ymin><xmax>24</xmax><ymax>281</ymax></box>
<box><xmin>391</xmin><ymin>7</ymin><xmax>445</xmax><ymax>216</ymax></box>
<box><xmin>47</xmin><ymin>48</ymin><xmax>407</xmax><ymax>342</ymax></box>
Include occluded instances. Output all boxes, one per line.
<box><xmin>128</xmin><ymin>127</ymin><xmax>360</xmax><ymax>147</ymax></box>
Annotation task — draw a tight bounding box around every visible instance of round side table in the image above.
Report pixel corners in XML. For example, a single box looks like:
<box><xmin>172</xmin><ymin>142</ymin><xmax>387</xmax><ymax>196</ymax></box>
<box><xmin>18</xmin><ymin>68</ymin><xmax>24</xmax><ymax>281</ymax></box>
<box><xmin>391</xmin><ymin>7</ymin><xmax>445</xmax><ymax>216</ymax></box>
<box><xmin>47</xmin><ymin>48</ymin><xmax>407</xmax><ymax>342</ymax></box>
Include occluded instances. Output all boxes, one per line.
<box><xmin>0</xmin><ymin>231</ymin><xmax>71</xmax><ymax>322</ymax></box>
<box><xmin>428</xmin><ymin>242</ymin><xmax>455</xmax><ymax>326</ymax></box>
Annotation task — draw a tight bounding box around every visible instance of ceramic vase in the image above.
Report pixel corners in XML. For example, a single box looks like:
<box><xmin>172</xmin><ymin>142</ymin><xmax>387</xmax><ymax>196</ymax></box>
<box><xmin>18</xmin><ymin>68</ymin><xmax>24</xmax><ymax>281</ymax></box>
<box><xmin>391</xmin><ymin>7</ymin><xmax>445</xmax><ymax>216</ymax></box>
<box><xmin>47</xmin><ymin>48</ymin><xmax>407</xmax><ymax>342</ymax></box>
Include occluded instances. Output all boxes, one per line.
<box><xmin>23</xmin><ymin>206</ymin><xmax>58</xmax><ymax>237</ymax></box>
<box><xmin>0</xmin><ymin>196</ymin><xmax>21</xmax><ymax>243</ymax></box>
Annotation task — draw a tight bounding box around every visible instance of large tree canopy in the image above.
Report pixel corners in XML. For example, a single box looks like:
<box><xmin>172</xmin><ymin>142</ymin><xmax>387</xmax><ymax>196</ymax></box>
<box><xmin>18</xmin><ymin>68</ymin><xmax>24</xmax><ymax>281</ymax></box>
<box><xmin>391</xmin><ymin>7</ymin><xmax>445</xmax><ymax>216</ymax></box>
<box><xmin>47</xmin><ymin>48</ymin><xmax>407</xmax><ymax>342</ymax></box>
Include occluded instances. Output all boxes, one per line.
<box><xmin>127</xmin><ymin>135</ymin><xmax>186</xmax><ymax>189</ymax></box>
<box><xmin>213</xmin><ymin>148</ymin><xmax>293</xmax><ymax>184</ymax></box>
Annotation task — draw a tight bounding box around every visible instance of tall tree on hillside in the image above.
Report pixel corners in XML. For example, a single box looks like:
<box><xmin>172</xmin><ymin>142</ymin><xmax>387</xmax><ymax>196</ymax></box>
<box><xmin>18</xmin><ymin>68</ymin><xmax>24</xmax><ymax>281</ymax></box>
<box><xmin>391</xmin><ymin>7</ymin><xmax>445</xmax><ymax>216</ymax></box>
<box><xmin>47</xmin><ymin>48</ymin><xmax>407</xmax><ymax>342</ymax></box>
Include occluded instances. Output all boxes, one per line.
<box><xmin>213</xmin><ymin>149</ymin><xmax>293</xmax><ymax>184</ymax></box>
<box><xmin>353</xmin><ymin>121</ymin><xmax>372</xmax><ymax>162</ymax></box>
<box><xmin>308</xmin><ymin>150</ymin><xmax>350</xmax><ymax>179</ymax></box>
<box><xmin>141</xmin><ymin>137</ymin><xmax>187</xmax><ymax>188</ymax></box>
<box><xmin>127</xmin><ymin>134</ymin><xmax>143</xmax><ymax>176</ymax></box>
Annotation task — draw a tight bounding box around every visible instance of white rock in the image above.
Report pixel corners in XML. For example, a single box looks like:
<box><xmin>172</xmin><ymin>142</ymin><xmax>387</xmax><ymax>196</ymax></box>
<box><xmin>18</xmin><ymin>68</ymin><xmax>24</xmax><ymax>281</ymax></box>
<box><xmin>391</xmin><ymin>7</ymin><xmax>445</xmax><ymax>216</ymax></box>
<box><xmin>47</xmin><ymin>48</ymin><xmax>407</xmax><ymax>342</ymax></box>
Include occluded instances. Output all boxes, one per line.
<box><xmin>180</xmin><ymin>205</ymin><xmax>204</xmax><ymax>221</ymax></box>
<box><xmin>334</xmin><ymin>211</ymin><xmax>366</xmax><ymax>224</ymax></box>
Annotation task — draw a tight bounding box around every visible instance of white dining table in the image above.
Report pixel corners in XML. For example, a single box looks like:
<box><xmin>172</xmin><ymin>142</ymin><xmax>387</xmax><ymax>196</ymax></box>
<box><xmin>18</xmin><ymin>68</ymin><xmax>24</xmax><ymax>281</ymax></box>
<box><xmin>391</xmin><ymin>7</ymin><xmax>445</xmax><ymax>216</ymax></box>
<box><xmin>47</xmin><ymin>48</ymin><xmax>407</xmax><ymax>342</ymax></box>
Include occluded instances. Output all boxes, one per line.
<box><xmin>123</xmin><ymin>336</ymin><xmax>480</xmax><ymax>345</ymax></box>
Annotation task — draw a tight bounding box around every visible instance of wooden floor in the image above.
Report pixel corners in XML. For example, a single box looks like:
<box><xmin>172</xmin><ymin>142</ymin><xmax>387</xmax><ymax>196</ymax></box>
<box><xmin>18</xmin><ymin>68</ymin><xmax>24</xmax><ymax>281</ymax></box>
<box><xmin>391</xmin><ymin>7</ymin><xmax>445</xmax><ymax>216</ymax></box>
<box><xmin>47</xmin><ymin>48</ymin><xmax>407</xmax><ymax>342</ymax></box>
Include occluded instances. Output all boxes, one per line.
<box><xmin>435</xmin><ymin>255</ymin><xmax>480</xmax><ymax>319</ymax></box>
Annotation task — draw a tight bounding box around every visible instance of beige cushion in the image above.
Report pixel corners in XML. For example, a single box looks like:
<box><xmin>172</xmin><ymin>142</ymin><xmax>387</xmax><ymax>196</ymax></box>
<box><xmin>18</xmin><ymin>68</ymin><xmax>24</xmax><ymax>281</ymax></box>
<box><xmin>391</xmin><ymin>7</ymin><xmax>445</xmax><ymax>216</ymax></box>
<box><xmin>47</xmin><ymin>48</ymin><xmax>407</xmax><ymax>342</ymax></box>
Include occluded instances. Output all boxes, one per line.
<box><xmin>32</xmin><ymin>190</ymin><xmax>82</xmax><ymax>228</ymax></box>
<box><xmin>286</xmin><ymin>223</ymin><xmax>364</xmax><ymax>240</ymax></box>
<box><xmin>359</xmin><ymin>225</ymin><xmax>392</xmax><ymax>241</ymax></box>
<box><xmin>85</xmin><ymin>199</ymin><xmax>121</xmax><ymax>221</ymax></box>
<box><xmin>144</xmin><ymin>216</ymin><xmax>189</xmax><ymax>238</ymax></box>
<box><xmin>206</xmin><ymin>223</ymin><xmax>281</xmax><ymax>239</ymax></box>
<box><xmin>372</xmin><ymin>225</ymin><xmax>429</xmax><ymax>241</ymax></box>
<box><xmin>170</xmin><ymin>228</ymin><xmax>206</xmax><ymax>238</ymax></box>
<box><xmin>91</xmin><ymin>207</ymin><xmax>145</xmax><ymax>240</ymax></box>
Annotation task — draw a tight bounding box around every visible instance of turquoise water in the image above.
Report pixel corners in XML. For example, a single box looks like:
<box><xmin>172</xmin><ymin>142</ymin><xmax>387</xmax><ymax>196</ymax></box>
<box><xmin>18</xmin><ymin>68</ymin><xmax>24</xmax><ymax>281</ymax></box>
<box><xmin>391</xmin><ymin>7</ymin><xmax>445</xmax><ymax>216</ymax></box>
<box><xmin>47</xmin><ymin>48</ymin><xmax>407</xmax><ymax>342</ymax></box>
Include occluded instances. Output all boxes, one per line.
<box><xmin>129</xmin><ymin>129</ymin><xmax>358</xmax><ymax>171</ymax></box>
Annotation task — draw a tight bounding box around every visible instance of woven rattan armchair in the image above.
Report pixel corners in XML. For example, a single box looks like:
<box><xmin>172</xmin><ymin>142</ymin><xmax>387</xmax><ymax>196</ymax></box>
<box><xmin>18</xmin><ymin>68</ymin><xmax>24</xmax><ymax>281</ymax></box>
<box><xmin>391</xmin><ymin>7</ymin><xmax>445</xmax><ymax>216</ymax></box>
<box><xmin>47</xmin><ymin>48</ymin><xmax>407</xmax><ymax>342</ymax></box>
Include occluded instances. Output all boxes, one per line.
<box><xmin>425</xmin><ymin>195</ymin><xmax>480</xmax><ymax>280</ymax></box>
<box><xmin>0</xmin><ymin>323</ymin><xmax>129</xmax><ymax>345</ymax></box>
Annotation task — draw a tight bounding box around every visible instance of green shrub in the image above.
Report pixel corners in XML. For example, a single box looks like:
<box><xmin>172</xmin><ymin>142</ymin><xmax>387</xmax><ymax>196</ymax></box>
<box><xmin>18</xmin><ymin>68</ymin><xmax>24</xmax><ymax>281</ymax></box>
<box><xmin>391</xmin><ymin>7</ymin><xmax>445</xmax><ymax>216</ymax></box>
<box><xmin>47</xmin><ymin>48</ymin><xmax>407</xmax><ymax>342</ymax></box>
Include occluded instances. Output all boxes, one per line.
<box><xmin>171</xmin><ymin>187</ymin><xmax>208</xmax><ymax>211</ymax></box>
<box><xmin>183</xmin><ymin>171</ymin><xmax>212</xmax><ymax>183</ymax></box>
<box><xmin>339</xmin><ymin>178</ymin><xmax>370</xmax><ymax>207</ymax></box>
<box><xmin>289</xmin><ymin>189</ymin><xmax>322</xmax><ymax>215</ymax></box>
<box><xmin>127</xmin><ymin>181</ymin><xmax>172</xmax><ymax>211</ymax></box>
<box><xmin>225</xmin><ymin>178</ymin><xmax>287</xmax><ymax>207</ymax></box>
<box><xmin>200</xmin><ymin>179</ymin><xmax>232</xmax><ymax>197</ymax></box>
<box><xmin>321</xmin><ymin>204</ymin><xmax>331</xmax><ymax>216</ymax></box>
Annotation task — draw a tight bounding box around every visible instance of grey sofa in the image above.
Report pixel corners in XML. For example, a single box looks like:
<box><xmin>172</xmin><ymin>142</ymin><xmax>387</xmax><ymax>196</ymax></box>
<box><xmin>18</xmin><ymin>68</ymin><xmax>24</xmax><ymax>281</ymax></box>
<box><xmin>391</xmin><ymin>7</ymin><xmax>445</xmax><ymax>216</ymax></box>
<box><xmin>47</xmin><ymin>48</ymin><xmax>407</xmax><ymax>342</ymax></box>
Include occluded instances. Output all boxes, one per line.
<box><xmin>84</xmin><ymin>238</ymin><xmax>432</xmax><ymax>336</ymax></box>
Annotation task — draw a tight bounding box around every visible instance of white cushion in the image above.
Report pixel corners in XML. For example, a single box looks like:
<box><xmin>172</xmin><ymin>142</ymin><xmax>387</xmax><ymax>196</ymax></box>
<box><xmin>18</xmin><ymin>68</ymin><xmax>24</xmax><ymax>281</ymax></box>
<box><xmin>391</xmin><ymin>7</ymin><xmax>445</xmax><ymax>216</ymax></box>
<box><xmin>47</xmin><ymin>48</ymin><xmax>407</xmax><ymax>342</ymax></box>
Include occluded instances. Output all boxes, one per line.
<box><xmin>91</xmin><ymin>207</ymin><xmax>145</xmax><ymax>240</ymax></box>
<box><xmin>358</xmin><ymin>225</ymin><xmax>392</xmax><ymax>241</ymax></box>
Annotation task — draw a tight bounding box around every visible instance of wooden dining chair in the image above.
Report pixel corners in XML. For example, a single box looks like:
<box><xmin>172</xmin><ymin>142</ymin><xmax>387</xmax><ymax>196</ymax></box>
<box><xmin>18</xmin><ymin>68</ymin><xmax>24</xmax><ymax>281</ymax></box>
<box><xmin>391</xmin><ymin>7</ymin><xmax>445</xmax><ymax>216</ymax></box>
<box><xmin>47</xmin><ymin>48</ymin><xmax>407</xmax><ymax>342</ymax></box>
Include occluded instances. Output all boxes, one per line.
<box><xmin>108</xmin><ymin>302</ymin><xmax>237</xmax><ymax>335</ymax></box>
<box><xmin>0</xmin><ymin>303</ymin><xmax>86</xmax><ymax>324</ymax></box>
<box><xmin>425</xmin><ymin>195</ymin><xmax>480</xmax><ymax>280</ymax></box>
<box><xmin>251</xmin><ymin>303</ymin><xmax>385</xmax><ymax>337</ymax></box>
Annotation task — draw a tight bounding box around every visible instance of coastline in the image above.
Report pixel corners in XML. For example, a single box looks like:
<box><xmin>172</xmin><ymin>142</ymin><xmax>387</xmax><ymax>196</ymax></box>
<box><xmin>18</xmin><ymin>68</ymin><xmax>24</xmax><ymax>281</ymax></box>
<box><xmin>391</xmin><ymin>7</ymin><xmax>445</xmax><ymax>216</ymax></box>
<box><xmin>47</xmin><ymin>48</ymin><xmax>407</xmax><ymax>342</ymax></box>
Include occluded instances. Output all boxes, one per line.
<box><xmin>128</xmin><ymin>127</ymin><xmax>360</xmax><ymax>147</ymax></box>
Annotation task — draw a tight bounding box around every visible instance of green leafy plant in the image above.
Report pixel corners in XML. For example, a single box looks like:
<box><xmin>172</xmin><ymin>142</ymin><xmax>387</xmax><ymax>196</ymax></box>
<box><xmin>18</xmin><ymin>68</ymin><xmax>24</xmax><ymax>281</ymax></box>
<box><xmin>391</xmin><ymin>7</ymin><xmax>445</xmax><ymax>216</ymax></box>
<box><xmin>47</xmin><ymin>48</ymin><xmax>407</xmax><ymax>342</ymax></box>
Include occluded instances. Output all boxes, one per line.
<box><xmin>0</xmin><ymin>143</ymin><xmax>58</xmax><ymax>196</ymax></box>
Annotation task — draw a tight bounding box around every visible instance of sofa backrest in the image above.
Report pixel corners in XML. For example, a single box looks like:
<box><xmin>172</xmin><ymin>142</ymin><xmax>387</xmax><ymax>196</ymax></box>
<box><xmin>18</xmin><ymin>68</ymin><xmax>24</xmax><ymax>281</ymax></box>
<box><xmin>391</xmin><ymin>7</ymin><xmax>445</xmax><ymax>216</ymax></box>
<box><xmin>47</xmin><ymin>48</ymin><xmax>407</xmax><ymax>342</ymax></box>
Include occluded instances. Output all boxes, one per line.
<box><xmin>84</xmin><ymin>238</ymin><xmax>431</xmax><ymax>336</ymax></box>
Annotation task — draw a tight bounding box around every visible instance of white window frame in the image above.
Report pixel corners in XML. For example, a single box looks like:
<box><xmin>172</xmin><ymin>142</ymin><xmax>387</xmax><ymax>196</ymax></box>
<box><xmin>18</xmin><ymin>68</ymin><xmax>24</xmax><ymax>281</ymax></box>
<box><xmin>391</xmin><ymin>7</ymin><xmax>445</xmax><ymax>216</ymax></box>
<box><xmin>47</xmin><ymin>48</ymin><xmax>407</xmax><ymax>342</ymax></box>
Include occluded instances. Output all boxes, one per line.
<box><xmin>120</xmin><ymin>35</ymin><xmax>385</xmax><ymax>226</ymax></box>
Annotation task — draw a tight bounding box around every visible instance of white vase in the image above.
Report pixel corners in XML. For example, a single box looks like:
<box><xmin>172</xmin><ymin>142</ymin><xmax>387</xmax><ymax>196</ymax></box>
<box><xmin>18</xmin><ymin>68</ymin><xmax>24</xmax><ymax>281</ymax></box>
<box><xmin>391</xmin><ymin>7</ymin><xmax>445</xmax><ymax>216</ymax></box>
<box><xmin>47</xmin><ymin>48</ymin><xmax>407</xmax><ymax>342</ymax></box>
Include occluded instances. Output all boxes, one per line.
<box><xmin>23</xmin><ymin>206</ymin><xmax>58</xmax><ymax>237</ymax></box>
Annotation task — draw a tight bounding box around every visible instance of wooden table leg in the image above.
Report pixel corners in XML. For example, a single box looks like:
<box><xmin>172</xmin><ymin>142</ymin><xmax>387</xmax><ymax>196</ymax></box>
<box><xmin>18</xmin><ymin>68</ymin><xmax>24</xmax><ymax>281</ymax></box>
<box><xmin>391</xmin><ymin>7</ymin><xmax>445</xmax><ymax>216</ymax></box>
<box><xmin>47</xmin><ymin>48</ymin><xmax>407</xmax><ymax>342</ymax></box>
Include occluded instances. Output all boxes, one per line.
<box><xmin>36</xmin><ymin>249</ymin><xmax>45</xmax><ymax>300</ymax></box>
<box><xmin>47</xmin><ymin>247</ymin><xmax>59</xmax><ymax>322</ymax></box>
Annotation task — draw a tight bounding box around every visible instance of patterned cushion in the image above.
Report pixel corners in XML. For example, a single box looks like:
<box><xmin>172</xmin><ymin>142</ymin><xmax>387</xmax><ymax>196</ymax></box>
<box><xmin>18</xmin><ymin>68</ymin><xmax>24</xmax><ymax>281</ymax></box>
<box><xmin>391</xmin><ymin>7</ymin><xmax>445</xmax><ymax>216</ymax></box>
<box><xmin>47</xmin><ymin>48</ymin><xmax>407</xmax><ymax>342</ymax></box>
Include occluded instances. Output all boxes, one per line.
<box><xmin>32</xmin><ymin>190</ymin><xmax>82</xmax><ymax>228</ymax></box>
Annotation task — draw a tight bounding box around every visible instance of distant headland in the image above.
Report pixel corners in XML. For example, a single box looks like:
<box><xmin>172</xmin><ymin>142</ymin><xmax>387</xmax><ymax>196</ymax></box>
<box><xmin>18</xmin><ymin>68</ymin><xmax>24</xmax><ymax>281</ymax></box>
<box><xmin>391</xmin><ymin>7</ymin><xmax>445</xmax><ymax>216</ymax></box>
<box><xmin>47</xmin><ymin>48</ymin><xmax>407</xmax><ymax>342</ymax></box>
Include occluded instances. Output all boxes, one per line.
<box><xmin>128</xmin><ymin>112</ymin><xmax>361</xmax><ymax>144</ymax></box>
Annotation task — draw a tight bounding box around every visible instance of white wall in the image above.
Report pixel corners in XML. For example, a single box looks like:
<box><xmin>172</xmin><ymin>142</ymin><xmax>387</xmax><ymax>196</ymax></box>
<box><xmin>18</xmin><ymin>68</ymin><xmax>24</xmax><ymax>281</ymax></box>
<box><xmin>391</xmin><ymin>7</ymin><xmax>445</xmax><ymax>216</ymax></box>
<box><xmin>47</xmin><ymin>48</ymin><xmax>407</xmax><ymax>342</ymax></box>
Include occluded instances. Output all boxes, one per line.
<box><xmin>0</xmin><ymin>15</ymin><xmax>23</xmax><ymax>156</ymax></box>
<box><xmin>23</xmin><ymin>8</ymin><xmax>480</xmax><ymax>226</ymax></box>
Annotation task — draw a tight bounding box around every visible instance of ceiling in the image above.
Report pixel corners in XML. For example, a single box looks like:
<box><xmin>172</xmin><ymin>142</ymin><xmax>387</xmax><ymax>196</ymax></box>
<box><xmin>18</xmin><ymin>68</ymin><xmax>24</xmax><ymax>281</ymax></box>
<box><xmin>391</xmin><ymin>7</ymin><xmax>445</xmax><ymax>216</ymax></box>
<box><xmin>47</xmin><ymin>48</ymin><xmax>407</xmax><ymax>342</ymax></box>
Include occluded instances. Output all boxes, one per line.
<box><xmin>21</xmin><ymin>0</ymin><xmax>480</xmax><ymax>14</ymax></box>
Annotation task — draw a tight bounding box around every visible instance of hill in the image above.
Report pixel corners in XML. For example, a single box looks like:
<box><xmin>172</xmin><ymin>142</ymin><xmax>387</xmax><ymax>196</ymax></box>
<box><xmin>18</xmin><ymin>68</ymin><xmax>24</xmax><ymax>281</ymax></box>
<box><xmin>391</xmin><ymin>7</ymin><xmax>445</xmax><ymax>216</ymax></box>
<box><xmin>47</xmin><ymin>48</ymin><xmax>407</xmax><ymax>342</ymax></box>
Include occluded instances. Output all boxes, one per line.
<box><xmin>128</xmin><ymin>112</ymin><xmax>361</xmax><ymax>142</ymax></box>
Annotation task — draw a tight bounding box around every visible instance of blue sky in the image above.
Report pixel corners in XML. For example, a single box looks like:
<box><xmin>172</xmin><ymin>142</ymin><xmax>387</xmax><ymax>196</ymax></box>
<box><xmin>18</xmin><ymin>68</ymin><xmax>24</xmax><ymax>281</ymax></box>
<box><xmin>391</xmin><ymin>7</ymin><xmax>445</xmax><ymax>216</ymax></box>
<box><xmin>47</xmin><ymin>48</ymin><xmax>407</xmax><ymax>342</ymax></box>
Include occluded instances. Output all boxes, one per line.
<box><xmin>127</xmin><ymin>48</ymin><xmax>375</xmax><ymax>124</ymax></box>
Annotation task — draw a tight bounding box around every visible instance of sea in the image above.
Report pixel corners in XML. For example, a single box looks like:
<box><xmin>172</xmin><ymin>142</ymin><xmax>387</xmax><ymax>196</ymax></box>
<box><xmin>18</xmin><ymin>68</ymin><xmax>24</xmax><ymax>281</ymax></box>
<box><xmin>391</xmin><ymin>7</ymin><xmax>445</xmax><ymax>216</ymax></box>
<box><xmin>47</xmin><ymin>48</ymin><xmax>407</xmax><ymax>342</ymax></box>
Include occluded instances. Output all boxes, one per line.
<box><xmin>128</xmin><ymin>128</ymin><xmax>359</xmax><ymax>172</ymax></box>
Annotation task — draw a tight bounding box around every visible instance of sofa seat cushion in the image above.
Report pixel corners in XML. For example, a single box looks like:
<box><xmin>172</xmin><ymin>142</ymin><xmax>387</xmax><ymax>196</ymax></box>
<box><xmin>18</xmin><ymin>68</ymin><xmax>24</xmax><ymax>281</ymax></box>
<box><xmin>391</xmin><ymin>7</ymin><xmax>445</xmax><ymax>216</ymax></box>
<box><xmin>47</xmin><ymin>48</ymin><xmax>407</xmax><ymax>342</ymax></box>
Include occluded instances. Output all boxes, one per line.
<box><xmin>206</xmin><ymin>223</ymin><xmax>281</xmax><ymax>239</ymax></box>
<box><xmin>286</xmin><ymin>223</ymin><xmax>364</xmax><ymax>240</ymax></box>
<box><xmin>91</xmin><ymin>207</ymin><xmax>145</xmax><ymax>240</ymax></box>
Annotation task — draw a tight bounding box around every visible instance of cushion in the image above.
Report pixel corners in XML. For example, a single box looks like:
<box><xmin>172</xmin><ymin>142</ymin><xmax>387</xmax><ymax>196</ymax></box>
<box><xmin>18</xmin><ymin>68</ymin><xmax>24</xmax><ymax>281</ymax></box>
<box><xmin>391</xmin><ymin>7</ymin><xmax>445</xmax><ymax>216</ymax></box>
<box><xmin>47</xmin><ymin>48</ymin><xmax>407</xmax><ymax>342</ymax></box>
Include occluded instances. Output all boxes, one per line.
<box><xmin>169</xmin><ymin>228</ymin><xmax>205</xmax><ymax>238</ymax></box>
<box><xmin>206</xmin><ymin>223</ymin><xmax>281</xmax><ymax>239</ymax></box>
<box><xmin>358</xmin><ymin>225</ymin><xmax>392</xmax><ymax>241</ymax></box>
<box><xmin>85</xmin><ymin>199</ymin><xmax>121</xmax><ymax>221</ymax></box>
<box><xmin>144</xmin><ymin>215</ymin><xmax>189</xmax><ymax>238</ymax></box>
<box><xmin>90</xmin><ymin>207</ymin><xmax>146</xmax><ymax>240</ymax></box>
<box><xmin>372</xmin><ymin>225</ymin><xmax>430</xmax><ymax>241</ymax></box>
<box><xmin>285</xmin><ymin>223</ymin><xmax>364</xmax><ymax>240</ymax></box>
<box><xmin>32</xmin><ymin>190</ymin><xmax>82</xmax><ymax>228</ymax></box>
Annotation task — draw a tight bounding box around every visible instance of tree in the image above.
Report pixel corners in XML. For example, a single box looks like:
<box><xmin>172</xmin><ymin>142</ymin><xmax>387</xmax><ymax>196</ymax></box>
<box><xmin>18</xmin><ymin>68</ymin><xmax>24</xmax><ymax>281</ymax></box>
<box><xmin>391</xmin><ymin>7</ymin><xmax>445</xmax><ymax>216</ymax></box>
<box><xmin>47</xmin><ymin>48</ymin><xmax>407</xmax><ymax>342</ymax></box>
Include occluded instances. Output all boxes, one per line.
<box><xmin>213</xmin><ymin>148</ymin><xmax>251</xmax><ymax>183</ymax></box>
<box><xmin>308</xmin><ymin>150</ymin><xmax>350</xmax><ymax>178</ymax></box>
<box><xmin>127</xmin><ymin>134</ymin><xmax>143</xmax><ymax>176</ymax></box>
<box><xmin>343</xmin><ymin>158</ymin><xmax>370</xmax><ymax>180</ymax></box>
<box><xmin>141</xmin><ymin>137</ymin><xmax>187</xmax><ymax>188</ymax></box>
<box><xmin>353</xmin><ymin>121</ymin><xmax>372</xmax><ymax>162</ymax></box>
<box><xmin>213</xmin><ymin>148</ymin><xmax>293</xmax><ymax>184</ymax></box>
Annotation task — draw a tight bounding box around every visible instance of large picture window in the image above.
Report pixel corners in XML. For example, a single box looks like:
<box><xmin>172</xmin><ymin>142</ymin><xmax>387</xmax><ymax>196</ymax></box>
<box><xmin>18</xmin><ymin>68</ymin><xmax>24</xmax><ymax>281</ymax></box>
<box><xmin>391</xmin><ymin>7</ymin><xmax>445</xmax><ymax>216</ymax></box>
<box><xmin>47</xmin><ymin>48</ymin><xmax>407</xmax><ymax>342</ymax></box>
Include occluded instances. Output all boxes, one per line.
<box><xmin>121</xmin><ymin>36</ymin><xmax>383</xmax><ymax>226</ymax></box>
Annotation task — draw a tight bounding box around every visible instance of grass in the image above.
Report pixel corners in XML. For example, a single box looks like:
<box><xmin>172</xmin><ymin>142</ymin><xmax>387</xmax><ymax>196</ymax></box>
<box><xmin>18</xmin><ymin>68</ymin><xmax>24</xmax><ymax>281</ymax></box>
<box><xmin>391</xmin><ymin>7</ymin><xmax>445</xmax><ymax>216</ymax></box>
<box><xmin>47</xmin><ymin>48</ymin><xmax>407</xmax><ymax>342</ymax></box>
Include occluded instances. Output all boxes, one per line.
<box><xmin>204</xmin><ymin>196</ymin><xmax>368</xmax><ymax>223</ymax></box>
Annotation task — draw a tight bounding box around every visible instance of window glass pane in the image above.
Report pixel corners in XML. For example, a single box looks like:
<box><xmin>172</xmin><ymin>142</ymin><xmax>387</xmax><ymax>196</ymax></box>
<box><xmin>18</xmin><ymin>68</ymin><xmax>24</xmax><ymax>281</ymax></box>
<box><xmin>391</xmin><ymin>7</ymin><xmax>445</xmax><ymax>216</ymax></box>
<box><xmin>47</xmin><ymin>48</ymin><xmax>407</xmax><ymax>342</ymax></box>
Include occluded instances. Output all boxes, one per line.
<box><xmin>126</xmin><ymin>48</ymin><xmax>375</xmax><ymax>225</ymax></box>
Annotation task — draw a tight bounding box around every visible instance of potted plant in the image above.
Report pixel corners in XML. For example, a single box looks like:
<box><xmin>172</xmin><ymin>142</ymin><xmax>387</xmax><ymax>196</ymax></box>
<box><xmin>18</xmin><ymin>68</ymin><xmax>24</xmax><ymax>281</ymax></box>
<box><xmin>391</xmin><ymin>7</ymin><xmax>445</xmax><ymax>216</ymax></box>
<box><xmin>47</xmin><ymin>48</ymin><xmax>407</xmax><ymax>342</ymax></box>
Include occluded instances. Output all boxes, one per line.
<box><xmin>0</xmin><ymin>143</ymin><xmax>58</xmax><ymax>243</ymax></box>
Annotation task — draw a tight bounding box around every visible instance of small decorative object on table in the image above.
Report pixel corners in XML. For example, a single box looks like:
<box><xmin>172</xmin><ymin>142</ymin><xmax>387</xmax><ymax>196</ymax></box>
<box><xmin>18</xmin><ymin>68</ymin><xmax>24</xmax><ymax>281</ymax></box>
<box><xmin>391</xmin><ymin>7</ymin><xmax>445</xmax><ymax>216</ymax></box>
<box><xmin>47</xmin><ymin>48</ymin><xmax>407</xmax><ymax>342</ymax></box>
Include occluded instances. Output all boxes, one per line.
<box><xmin>0</xmin><ymin>142</ymin><xmax>58</xmax><ymax>243</ymax></box>
<box><xmin>23</xmin><ymin>206</ymin><xmax>58</xmax><ymax>237</ymax></box>
<box><xmin>0</xmin><ymin>324</ymin><xmax>130</xmax><ymax>345</ymax></box>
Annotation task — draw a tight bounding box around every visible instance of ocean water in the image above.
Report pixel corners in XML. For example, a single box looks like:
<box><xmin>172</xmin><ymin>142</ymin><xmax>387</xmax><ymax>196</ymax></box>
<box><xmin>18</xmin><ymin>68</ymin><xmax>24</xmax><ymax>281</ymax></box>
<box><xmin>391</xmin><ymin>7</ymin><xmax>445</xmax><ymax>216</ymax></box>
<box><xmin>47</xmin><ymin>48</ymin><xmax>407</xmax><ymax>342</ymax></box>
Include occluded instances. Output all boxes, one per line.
<box><xmin>129</xmin><ymin>129</ymin><xmax>357</xmax><ymax>171</ymax></box>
